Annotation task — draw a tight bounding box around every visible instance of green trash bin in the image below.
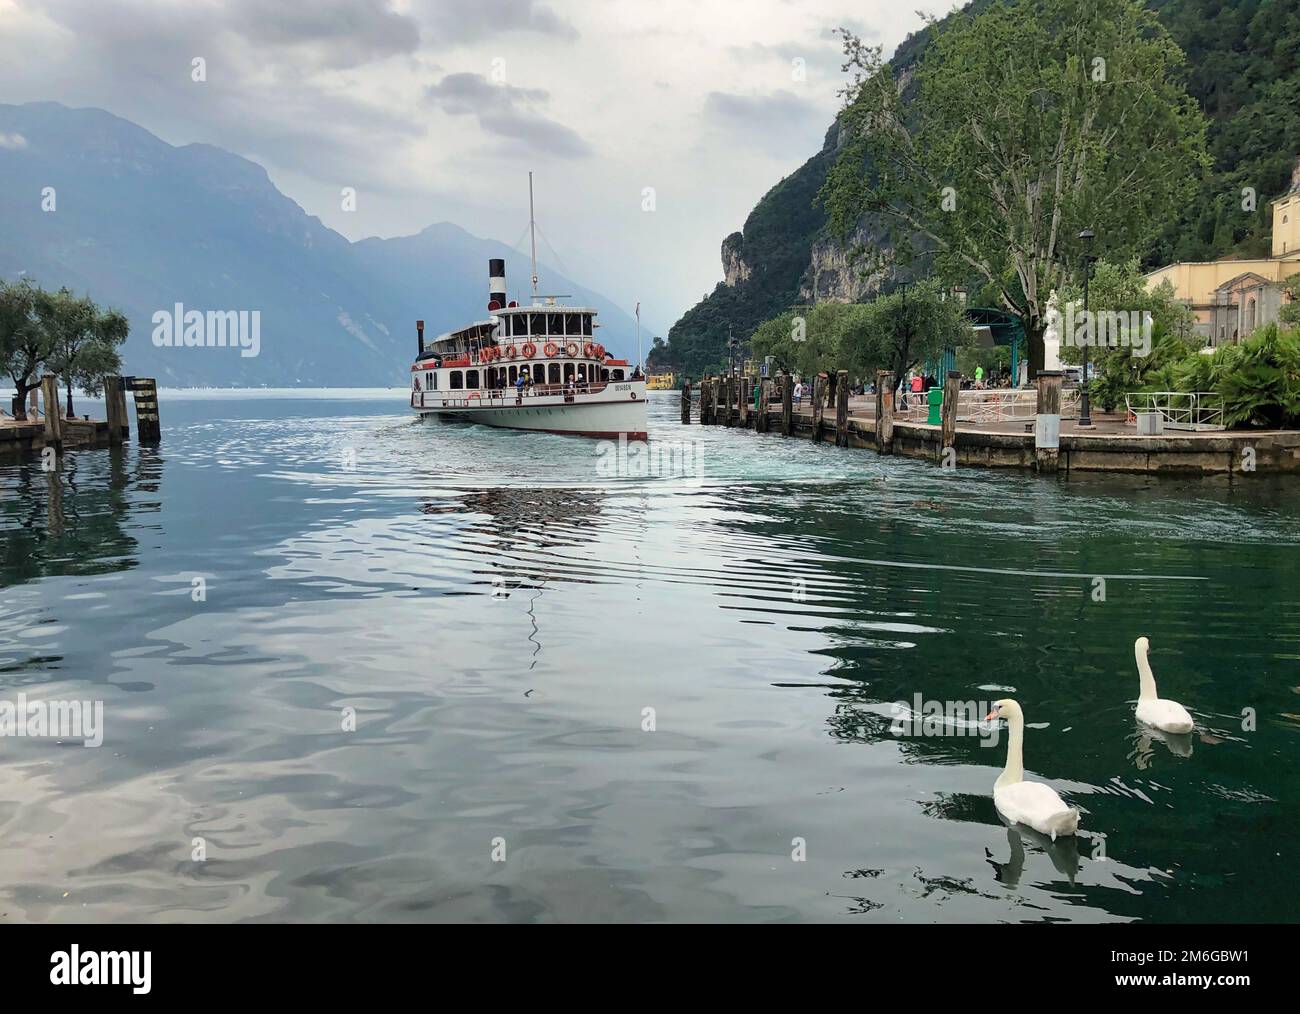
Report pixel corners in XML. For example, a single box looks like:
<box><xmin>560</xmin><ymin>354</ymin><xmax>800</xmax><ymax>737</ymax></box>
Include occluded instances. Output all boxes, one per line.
<box><xmin>926</xmin><ymin>385</ymin><xmax>943</xmax><ymax>425</ymax></box>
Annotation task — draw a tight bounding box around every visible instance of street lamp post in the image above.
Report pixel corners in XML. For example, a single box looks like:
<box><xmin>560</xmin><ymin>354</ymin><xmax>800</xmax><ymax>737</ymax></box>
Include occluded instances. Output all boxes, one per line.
<box><xmin>1078</xmin><ymin>228</ymin><xmax>1095</xmax><ymax>428</ymax></box>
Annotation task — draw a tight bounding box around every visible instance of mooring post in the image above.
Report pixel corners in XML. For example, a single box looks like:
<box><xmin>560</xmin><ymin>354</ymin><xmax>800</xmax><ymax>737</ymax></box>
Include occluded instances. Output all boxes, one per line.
<box><xmin>835</xmin><ymin>370</ymin><xmax>850</xmax><ymax>447</ymax></box>
<box><xmin>940</xmin><ymin>371</ymin><xmax>961</xmax><ymax>462</ymax></box>
<box><xmin>699</xmin><ymin>377</ymin><xmax>711</xmax><ymax>425</ymax></box>
<box><xmin>40</xmin><ymin>374</ymin><xmax>63</xmax><ymax>456</ymax></box>
<box><xmin>781</xmin><ymin>373</ymin><xmax>794</xmax><ymax>436</ymax></box>
<box><xmin>1035</xmin><ymin>370</ymin><xmax>1063</xmax><ymax>473</ymax></box>
<box><xmin>132</xmin><ymin>377</ymin><xmax>161</xmax><ymax>443</ymax></box>
<box><xmin>103</xmin><ymin>376</ymin><xmax>120</xmax><ymax>442</ymax></box>
<box><xmin>116</xmin><ymin>376</ymin><xmax>131</xmax><ymax>440</ymax></box>
<box><xmin>724</xmin><ymin>374</ymin><xmax>735</xmax><ymax>427</ymax></box>
<box><xmin>740</xmin><ymin>376</ymin><xmax>752</xmax><ymax>428</ymax></box>
<box><xmin>681</xmin><ymin>381</ymin><xmax>691</xmax><ymax>424</ymax></box>
<box><xmin>811</xmin><ymin>373</ymin><xmax>826</xmax><ymax>442</ymax></box>
<box><xmin>757</xmin><ymin>379</ymin><xmax>770</xmax><ymax>433</ymax></box>
<box><xmin>875</xmin><ymin>370</ymin><xmax>895</xmax><ymax>455</ymax></box>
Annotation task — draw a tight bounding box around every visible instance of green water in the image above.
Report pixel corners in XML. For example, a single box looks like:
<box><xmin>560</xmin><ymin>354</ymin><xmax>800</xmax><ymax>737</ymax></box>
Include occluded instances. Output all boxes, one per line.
<box><xmin>0</xmin><ymin>390</ymin><xmax>1296</xmax><ymax>922</ymax></box>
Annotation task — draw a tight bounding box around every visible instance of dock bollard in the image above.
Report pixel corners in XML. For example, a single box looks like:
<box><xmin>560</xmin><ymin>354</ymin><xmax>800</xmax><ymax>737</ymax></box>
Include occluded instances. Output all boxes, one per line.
<box><xmin>940</xmin><ymin>372</ymin><xmax>961</xmax><ymax>462</ymax></box>
<box><xmin>875</xmin><ymin>370</ymin><xmax>895</xmax><ymax>455</ymax></box>
<box><xmin>1034</xmin><ymin>371</ymin><xmax>1063</xmax><ymax>473</ymax></box>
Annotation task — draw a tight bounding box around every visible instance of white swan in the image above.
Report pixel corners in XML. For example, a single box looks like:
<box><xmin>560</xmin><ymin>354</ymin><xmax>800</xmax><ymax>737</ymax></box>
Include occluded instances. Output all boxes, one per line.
<box><xmin>985</xmin><ymin>699</ymin><xmax>1080</xmax><ymax>841</ymax></box>
<box><xmin>1134</xmin><ymin>636</ymin><xmax>1194</xmax><ymax>734</ymax></box>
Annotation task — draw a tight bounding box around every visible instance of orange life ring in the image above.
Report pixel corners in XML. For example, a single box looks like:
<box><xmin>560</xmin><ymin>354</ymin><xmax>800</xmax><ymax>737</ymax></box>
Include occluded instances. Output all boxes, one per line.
<box><xmin>522</xmin><ymin>342</ymin><xmax>536</xmax><ymax>359</ymax></box>
<box><xmin>469</xmin><ymin>392</ymin><xmax>481</xmax><ymax>399</ymax></box>
<box><xmin>544</xmin><ymin>342</ymin><xmax>559</xmax><ymax>358</ymax></box>
<box><xmin>584</xmin><ymin>342</ymin><xmax>598</xmax><ymax>358</ymax></box>
<box><xmin>505</xmin><ymin>345</ymin><xmax>518</xmax><ymax>359</ymax></box>
<box><xmin>565</xmin><ymin>342</ymin><xmax>579</xmax><ymax>358</ymax></box>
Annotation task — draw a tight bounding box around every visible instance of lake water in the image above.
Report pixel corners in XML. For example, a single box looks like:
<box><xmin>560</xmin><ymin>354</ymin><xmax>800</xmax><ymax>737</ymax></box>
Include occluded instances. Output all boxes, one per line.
<box><xmin>1</xmin><ymin>390</ymin><xmax>1296</xmax><ymax>923</ymax></box>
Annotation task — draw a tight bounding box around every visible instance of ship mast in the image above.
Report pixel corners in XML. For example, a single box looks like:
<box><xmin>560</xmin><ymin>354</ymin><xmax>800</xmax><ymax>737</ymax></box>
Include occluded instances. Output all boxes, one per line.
<box><xmin>528</xmin><ymin>171</ymin><xmax>539</xmax><ymax>299</ymax></box>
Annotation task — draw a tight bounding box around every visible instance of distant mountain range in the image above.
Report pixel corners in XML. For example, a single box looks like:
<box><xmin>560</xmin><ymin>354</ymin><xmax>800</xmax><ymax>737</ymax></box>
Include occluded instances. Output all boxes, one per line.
<box><xmin>0</xmin><ymin>102</ymin><xmax>643</xmax><ymax>387</ymax></box>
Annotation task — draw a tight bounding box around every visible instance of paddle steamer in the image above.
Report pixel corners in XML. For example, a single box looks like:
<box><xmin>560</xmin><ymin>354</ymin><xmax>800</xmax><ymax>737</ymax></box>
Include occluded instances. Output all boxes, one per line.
<box><xmin>410</xmin><ymin>177</ymin><xmax>647</xmax><ymax>439</ymax></box>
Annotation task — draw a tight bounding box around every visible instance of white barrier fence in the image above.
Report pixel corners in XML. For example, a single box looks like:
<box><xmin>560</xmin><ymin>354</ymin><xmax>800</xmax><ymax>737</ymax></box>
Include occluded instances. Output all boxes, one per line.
<box><xmin>898</xmin><ymin>387</ymin><xmax>1080</xmax><ymax>424</ymax></box>
<box><xmin>1123</xmin><ymin>391</ymin><xmax>1226</xmax><ymax>431</ymax></box>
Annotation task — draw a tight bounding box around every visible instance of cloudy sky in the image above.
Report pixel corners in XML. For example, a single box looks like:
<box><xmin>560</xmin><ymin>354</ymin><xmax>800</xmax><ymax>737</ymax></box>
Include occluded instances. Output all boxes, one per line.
<box><xmin>0</xmin><ymin>0</ymin><xmax>950</xmax><ymax>331</ymax></box>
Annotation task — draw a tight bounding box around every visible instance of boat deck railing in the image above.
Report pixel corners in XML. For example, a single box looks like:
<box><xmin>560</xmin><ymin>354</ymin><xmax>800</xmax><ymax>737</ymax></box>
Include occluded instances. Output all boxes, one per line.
<box><xmin>414</xmin><ymin>382</ymin><xmax>622</xmax><ymax>410</ymax></box>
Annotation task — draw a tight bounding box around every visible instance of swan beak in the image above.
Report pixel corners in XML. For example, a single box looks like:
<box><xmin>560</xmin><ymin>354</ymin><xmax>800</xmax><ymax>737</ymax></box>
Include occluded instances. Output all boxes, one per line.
<box><xmin>984</xmin><ymin>710</ymin><xmax>998</xmax><ymax>721</ymax></box>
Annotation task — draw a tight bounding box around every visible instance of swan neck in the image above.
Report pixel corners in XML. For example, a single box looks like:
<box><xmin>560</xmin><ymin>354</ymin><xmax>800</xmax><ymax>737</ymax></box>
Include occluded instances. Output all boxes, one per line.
<box><xmin>1136</xmin><ymin>644</ymin><xmax>1158</xmax><ymax>701</ymax></box>
<box><xmin>998</xmin><ymin>712</ymin><xmax>1025</xmax><ymax>786</ymax></box>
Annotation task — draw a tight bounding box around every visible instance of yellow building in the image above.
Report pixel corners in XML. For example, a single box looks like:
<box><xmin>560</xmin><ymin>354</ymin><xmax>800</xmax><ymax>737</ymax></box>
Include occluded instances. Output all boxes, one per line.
<box><xmin>1146</xmin><ymin>173</ymin><xmax>1300</xmax><ymax>344</ymax></box>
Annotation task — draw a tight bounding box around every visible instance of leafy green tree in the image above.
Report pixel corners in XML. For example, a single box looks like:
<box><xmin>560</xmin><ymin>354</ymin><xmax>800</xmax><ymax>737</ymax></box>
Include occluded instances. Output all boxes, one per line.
<box><xmin>823</xmin><ymin>0</ymin><xmax>1209</xmax><ymax>378</ymax></box>
<box><xmin>41</xmin><ymin>288</ymin><xmax>128</xmax><ymax>417</ymax></box>
<box><xmin>838</xmin><ymin>282</ymin><xmax>972</xmax><ymax>383</ymax></box>
<box><xmin>1</xmin><ymin>278</ymin><xmax>52</xmax><ymax>421</ymax></box>
<box><xmin>1056</xmin><ymin>258</ymin><xmax>1199</xmax><ymax>410</ymax></box>
<box><xmin>1279</xmin><ymin>273</ymin><xmax>1300</xmax><ymax>328</ymax></box>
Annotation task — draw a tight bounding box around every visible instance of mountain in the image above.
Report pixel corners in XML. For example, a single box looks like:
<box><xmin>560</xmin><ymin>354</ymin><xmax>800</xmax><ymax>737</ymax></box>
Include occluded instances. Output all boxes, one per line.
<box><xmin>652</xmin><ymin>0</ymin><xmax>1300</xmax><ymax>377</ymax></box>
<box><xmin>0</xmin><ymin>102</ymin><xmax>643</xmax><ymax>387</ymax></box>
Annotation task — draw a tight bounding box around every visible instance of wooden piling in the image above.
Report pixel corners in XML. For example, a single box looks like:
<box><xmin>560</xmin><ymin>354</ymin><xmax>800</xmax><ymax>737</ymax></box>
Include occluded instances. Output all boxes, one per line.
<box><xmin>835</xmin><ymin>370</ymin><xmax>849</xmax><ymax>447</ymax></box>
<box><xmin>131</xmin><ymin>377</ymin><xmax>161</xmax><ymax>443</ymax></box>
<box><xmin>875</xmin><ymin>370</ymin><xmax>895</xmax><ymax>455</ymax></box>
<box><xmin>699</xmin><ymin>377</ymin><xmax>711</xmax><ymax>425</ymax></box>
<box><xmin>811</xmin><ymin>373</ymin><xmax>827</xmax><ymax>442</ymax></box>
<box><xmin>681</xmin><ymin>381</ymin><xmax>691</xmax><ymax>424</ymax></box>
<box><xmin>780</xmin><ymin>373</ymin><xmax>793</xmax><ymax>436</ymax></box>
<box><xmin>723</xmin><ymin>374</ymin><xmax>735</xmax><ymax>427</ymax></box>
<box><xmin>39</xmin><ymin>374</ymin><xmax>63</xmax><ymax>455</ymax></box>
<box><xmin>940</xmin><ymin>371</ymin><xmax>961</xmax><ymax>461</ymax></box>
<box><xmin>740</xmin><ymin>376</ymin><xmax>752</xmax><ymax>428</ymax></box>
<box><xmin>1034</xmin><ymin>371</ymin><xmax>1063</xmax><ymax>473</ymax></box>
<box><xmin>756</xmin><ymin>379</ymin><xmax>771</xmax><ymax>433</ymax></box>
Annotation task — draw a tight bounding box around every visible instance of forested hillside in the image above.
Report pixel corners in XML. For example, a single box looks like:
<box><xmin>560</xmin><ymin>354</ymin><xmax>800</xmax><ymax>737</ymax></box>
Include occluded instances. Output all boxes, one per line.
<box><xmin>653</xmin><ymin>0</ymin><xmax>1300</xmax><ymax>379</ymax></box>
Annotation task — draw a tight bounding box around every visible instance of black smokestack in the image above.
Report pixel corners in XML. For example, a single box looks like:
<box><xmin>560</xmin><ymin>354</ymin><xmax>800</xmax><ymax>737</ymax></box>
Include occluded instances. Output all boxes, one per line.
<box><xmin>488</xmin><ymin>258</ymin><xmax>506</xmax><ymax>311</ymax></box>
<box><xmin>416</xmin><ymin>319</ymin><xmax>424</xmax><ymax>357</ymax></box>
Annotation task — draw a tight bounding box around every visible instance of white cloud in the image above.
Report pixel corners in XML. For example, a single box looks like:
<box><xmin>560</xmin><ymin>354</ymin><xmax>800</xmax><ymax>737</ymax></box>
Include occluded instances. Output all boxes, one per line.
<box><xmin>0</xmin><ymin>131</ymin><xmax>28</xmax><ymax>149</ymax></box>
<box><xmin>0</xmin><ymin>0</ymin><xmax>953</xmax><ymax>327</ymax></box>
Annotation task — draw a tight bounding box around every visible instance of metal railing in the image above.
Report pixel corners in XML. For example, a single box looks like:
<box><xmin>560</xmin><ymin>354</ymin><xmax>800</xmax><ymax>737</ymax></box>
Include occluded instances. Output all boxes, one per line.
<box><xmin>897</xmin><ymin>386</ymin><xmax>1080</xmax><ymax>424</ymax></box>
<box><xmin>415</xmin><ymin>382</ymin><xmax>613</xmax><ymax>410</ymax></box>
<box><xmin>1123</xmin><ymin>391</ymin><xmax>1226</xmax><ymax>431</ymax></box>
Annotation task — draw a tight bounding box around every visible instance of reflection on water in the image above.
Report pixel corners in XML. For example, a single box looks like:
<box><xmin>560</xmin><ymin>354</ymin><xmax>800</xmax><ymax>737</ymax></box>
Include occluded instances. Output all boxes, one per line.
<box><xmin>0</xmin><ymin>390</ymin><xmax>1297</xmax><ymax>923</ymax></box>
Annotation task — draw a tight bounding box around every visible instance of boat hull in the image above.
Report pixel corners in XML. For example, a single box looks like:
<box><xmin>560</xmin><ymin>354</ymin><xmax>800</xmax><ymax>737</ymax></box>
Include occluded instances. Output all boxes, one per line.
<box><xmin>413</xmin><ymin>382</ymin><xmax>648</xmax><ymax>440</ymax></box>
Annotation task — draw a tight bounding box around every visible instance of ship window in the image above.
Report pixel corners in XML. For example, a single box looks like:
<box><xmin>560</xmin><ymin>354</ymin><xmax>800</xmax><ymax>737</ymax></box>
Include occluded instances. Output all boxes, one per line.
<box><xmin>613</xmin><ymin>369</ymin><xmax>625</xmax><ymax>381</ymax></box>
<box><xmin>512</xmin><ymin>315</ymin><xmax>526</xmax><ymax>337</ymax></box>
<box><xmin>532</xmin><ymin>364</ymin><xmax>545</xmax><ymax>384</ymax></box>
<box><xmin>582</xmin><ymin>315</ymin><xmax>593</xmax><ymax>336</ymax></box>
<box><xmin>564</xmin><ymin>313</ymin><xmax>579</xmax><ymax>335</ymax></box>
<box><xmin>548</xmin><ymin>363</ymin><xmax>561</xmax><ymax>384</ymax></box>
<box><xmin>466</xmin><ymin>369</ymin><xmax>480</xmax><ymax>389</ymax></box>
<box><xmin>508</xmin><ymin>366</ymin><xmax>518</xmax><ymax>385</ymax></box>
<box><xmin>430</xmin><ymin>372</ymin><xmax>438</xmax><ymax>390</ymax></box>
<box><xmin>529</xmin><ymin>313</ymin><xmax>544</xmax><ymax>336</ymax></box>
<box><xmin>546</xmin><ymin>313</ymin><xmax>562</xmax><ymax>336</ymax></box>
<box><xmin>450</xmin><ymin>371</ymin><xmax>463</xmax><ymax>390</ymax></box>
<box><xmin>563</xmin><ymin>363</ymin><xmax>575</xmax><ymax>382</ymax></box>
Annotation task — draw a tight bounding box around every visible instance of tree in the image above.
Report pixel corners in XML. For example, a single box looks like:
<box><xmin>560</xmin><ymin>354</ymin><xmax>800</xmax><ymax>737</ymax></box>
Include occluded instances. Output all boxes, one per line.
<box><xmin>838</xmin><ymin>282</ymin><xmax>973</xmax><ymax>383</ymax></box>
<box><xmin>1057</xmin><ymin>257</ymin><xmax>1198</xmax><ymax>411</ymax></box>
<box><xmin>0</xmin><ymin>278</ymin><xmax>51</xmax><ymax>420</ymax></box>
<box><xmin>41</xmin><ymin>287</ymin><xmax>128</xmax><ymax>417</ymax></box>
<box><xmin>1280</xmin><ymin>273</ymin><xmax>1300</xmax><ymax>328</ymax></box>
<box><xmin>822</xmin><ymin>0</ymin><xmax>1210</xmax><ymax>378</ymax></box>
